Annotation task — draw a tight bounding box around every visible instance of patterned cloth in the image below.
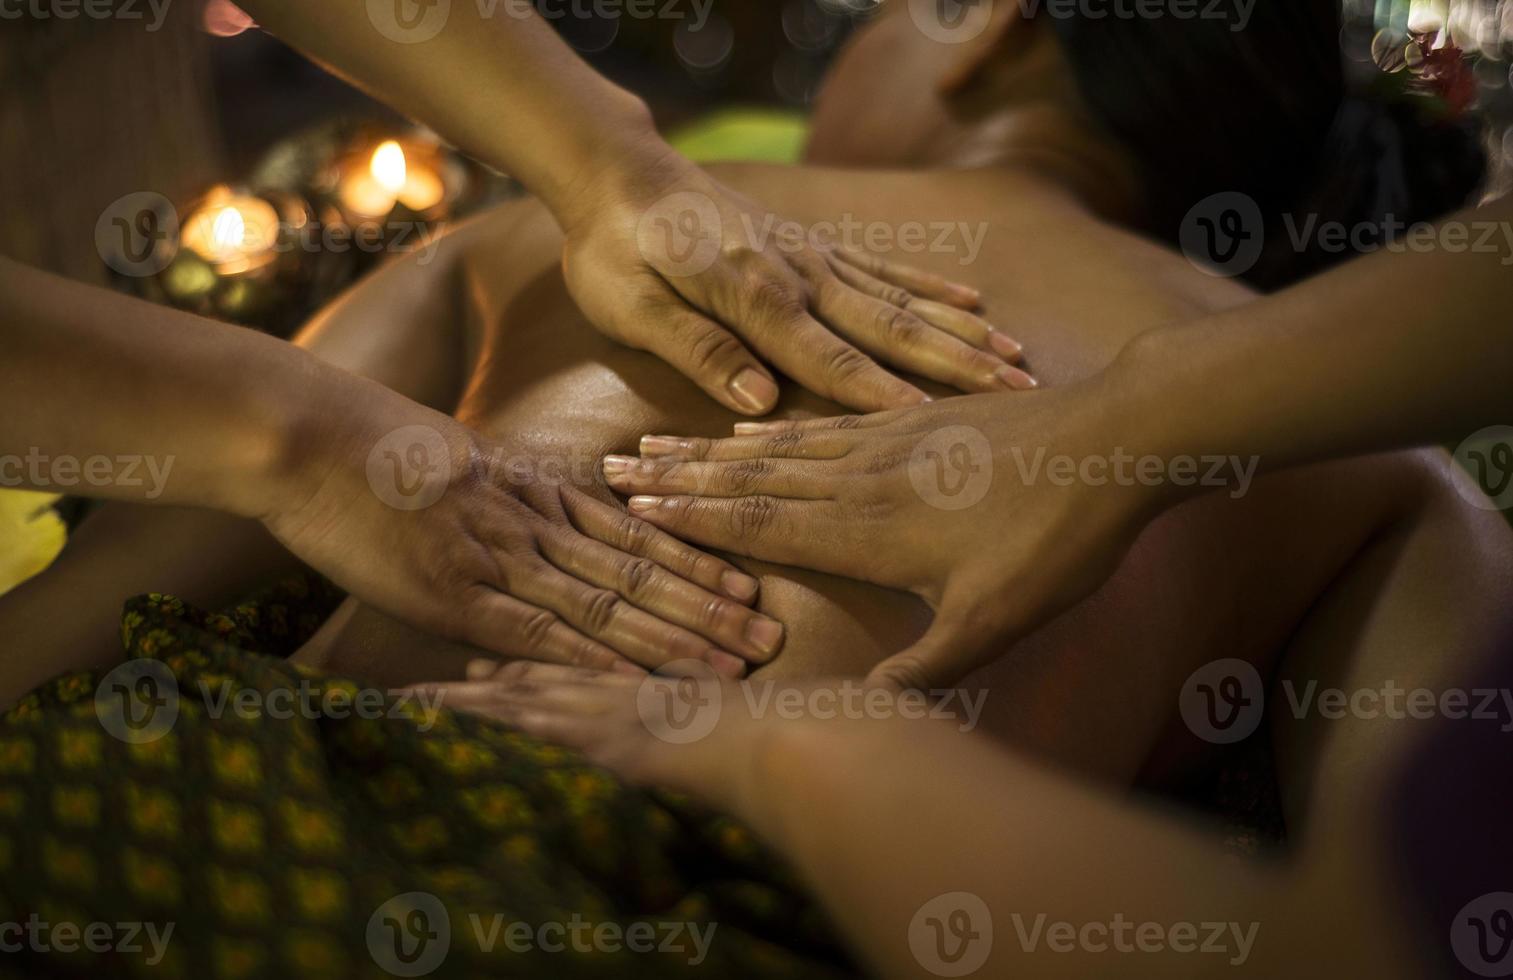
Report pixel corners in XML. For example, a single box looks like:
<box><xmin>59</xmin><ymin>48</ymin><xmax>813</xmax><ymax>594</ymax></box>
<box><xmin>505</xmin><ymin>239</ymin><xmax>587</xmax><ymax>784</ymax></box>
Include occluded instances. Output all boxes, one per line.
<box><xmin>0</xmin><ymin>579</ymin><xmax>855</xmax><ymax>979</ymax></box>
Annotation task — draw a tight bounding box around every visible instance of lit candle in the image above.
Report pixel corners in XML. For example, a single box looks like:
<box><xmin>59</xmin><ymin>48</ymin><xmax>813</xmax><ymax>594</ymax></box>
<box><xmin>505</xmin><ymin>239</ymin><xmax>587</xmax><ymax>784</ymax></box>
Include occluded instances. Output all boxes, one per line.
<box><xmin>157</xmin><ymin>185</ymin><xmax>313</xmax><ymax>328</ymax></box>
<box><xmin>338</xmin><ymin>139</ymin><xmax>446</xmax><ymax>220</ymax></box>
<box><xmin>180</xmin><ymin>191</ymin><xmax>281</xmax><ymax>275</ymax></box>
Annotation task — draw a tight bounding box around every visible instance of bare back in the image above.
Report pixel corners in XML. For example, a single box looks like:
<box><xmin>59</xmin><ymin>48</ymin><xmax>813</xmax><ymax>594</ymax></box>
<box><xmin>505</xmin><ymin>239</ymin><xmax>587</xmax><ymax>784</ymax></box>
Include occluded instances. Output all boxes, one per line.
<box><xmin>293</xmin><ymin>162</ymin><xmax>1451</xmax><ymax>782</ymax></box>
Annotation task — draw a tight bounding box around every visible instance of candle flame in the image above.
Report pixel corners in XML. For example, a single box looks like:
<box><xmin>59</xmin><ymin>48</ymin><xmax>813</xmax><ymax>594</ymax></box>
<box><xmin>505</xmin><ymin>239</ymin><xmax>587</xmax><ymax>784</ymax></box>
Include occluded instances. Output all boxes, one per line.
<box><xmin>371</xmin><ymin>141</ymin><xmax>408</xmax><ymax>195</ymax></box>
<box><xmin>211</xmin><ymin>206</ymin><xmax>246</xmax><ymax>252</ymax></box>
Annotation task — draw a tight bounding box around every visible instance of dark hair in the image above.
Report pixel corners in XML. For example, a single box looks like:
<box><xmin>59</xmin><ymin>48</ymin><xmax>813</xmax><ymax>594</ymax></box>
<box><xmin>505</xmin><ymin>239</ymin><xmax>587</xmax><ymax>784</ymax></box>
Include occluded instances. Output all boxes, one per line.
<box><xmin>1047</xmin><ymin>2</ymin><xmax>1487</xmax><ymax>289</ymax></box>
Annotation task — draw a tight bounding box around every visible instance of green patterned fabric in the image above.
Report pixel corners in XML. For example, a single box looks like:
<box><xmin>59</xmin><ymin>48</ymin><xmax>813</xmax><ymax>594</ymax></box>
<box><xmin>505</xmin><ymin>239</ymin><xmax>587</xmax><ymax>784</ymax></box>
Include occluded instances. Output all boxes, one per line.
<box><xmin>0</xmin><ymin>579</ymin><xmax>855</xmax><ymax>979</ymax></box>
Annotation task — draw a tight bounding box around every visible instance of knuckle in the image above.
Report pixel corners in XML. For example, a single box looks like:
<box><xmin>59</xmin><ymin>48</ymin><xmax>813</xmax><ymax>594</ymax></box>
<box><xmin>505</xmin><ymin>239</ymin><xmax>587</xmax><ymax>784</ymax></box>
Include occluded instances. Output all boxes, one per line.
<box><xmin>685</xmin><ymin>327</ymin><xmax>747</xmax><ymax>374</ymax></box>
<box><xmin>820</xmin><ymin>345</ymin><xmax>877</xmax><ymax>389</ymax></box>
<box><xmin>863</xmin><ymin>448</ymin><xmax>907</xmax><ymax>475</ymax></box>
<box><xmin>519</xmin><ymin>610</ymin><xmax>561</xmax><ymax>657</ymax></box>
<box><xmin>764</xmin><ymin>431</ymin><xmax>805</xmax><ymax>457</ymax></box>
<box><xmin>581</xmin><ymin>588</ymin><xmax>624</xmax><ymax>635</ymax></box>
<box><xmin>698</xmin><ymin>596</ymin><xmax>734</xmax><ymax>633</ymax></box>
<box><xmin>748</xmin><ymin>278</ymin><xmax>804</xmax><ymax>322</ymax></box>
<box><xmin>878</xmin><ymin>284</ymin><xmax>914</xmax><ymax>308</ymax></box>
<box><xmin>614</xmin><ymin>515</ymin><xmax>654</xmax><ymax>554</ymax></box>
<box><xmin>833</xmin><ymin>415</ymin><xmax>866</xmax><ymax>431</ymax></box>
<box><xmin>726</xmin><ymin>459</ymin><xmax>772</xmax><ymax>494</ymax></box>
<box><xmin>874</xmin><ymin>307</ymin><xmax>925</xmax><ymax>347</ymax></box>
<box><xmin>729</xmin><ymin>496</ymin><xmax>780</xmax><ymax>538</ymax></box>
<box><xmin>619</xmin><ymin>557</ymin><xmax>660</xmax><ymax>602</ymax></box>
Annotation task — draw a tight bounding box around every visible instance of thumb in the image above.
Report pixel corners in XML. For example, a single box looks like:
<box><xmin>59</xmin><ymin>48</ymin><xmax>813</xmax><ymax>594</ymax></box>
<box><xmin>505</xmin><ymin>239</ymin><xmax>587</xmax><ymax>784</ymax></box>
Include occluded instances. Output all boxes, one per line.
<box><xmin>647</xmin><ymin>306</ymin><xmax>780</xmax><ymax>416</ymax></box>
<box><xmin>868</xmin><ymin>590</ymin><xmax>1017</xmax><ymax>692</ymax></box>
<box><xmin>867</xmin><ymin>612</ymin><xmax>975</xmax><ymax>693</ymax></box>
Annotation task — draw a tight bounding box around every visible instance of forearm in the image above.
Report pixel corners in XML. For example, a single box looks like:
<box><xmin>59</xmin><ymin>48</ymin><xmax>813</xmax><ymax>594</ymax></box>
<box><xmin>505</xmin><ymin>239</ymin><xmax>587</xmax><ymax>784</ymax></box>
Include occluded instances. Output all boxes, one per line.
<box><xmin>0</xmin><ymin>257</ymin><xmax>322</xmax><ymax>516</ymax></box>
<box><xmin>238</xmin><ymin>0</ymin><xmax>670</xmax><ymax>223</ymax></box>
<box><xmin>732</xmin><ymin>720</ymin><xmax>1331</xmax><ymax>978</ymax></box>
<box><xmin>1123</xmin><ymin>193</ymin><xmax>1513</xmax><ymax>477</ymax></box>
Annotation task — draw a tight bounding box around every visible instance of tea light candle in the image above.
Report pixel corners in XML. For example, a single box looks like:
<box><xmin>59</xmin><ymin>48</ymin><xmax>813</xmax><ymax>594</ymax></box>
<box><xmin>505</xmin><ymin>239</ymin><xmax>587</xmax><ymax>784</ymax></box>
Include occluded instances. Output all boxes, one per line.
<box><xmin>180</xmin><ymin>191</ymin><xmax>281</xmax><ymax>275</ymax></box>
<box><xmin>338</xmin><ymin>139</ymin><xmax>446</xmax><ymax>220</ymax></box>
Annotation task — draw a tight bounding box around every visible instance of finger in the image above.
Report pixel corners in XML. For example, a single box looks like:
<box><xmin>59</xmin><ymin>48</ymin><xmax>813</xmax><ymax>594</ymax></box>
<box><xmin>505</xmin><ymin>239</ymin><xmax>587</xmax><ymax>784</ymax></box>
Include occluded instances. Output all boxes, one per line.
<box><xmin>813</xmin><ymin>276</ymin><xmax>1032</xmax><ymax>395</ymax></box>
<box><xmin>462</xmin><ymin>660</ymin><xmax>643</xmax><ymax>688</ymax></box>
<box><xmin>459</xmin><ymin>589</ymin><xmax>635</xmax><ymax>675</ymax></box>
<box><xmin>826</xmin><ymin>257</ymin><xmax>1022</xmax><ymax>362</ymax></box>
<box><xmin>636</xmin><ymin>431</ymin><xmax>852</xmax><ymax>463</ymax></box>
<box><xmin>634</xmin><ymin>302</ymin><xmax>781</xmax><ymax>416</ymax></box>
<box><xmin>726</xmin><ymin>278</ymin><xmax>930</xmax><ymax>411</ymax></box>
<box><xmin>512</xmin><ymin>551</ymin><xmax>748</xmax><ymax>677</ymax></box>
<box><xmin>537</xmin><ymin>525</ymin><xmax>786</xmax><ymax>665</ymax></box>
<box><xmin>908</xmin><ymin>298</ymin><xmax>1025</xmax><ymax>363</ymax></box>
<box><xmin>403</xmin><ymin>680</ymin><xmax>617</xmax><ymax>734</ymax></box>
<box><xmin>603</xmin><ymin>455</ymin><xmax>827</xmax><ymax>501</ymax></box>
<box><xmin>778</xmin><ymin>314</ymin><xmax>931</xmax><ymax>411</ymax></box>
<box><xmin>626</xmin><ymin>494</ymin><xmax>841</xmax><ymax>569</ymax></box>
<box><xmin>560</xmin><ymin>487</ymin><xmax>760</xmax><ymax>603</ymax></box>
<box><xmin>728</xmin><ymin>411</ymin><xmax>906</xmax><ymax>437</ymax></box>
<box><xmin>830</xmin><ymin>247</ymin><xmax>981</xmax><ymax>310</ymax></box>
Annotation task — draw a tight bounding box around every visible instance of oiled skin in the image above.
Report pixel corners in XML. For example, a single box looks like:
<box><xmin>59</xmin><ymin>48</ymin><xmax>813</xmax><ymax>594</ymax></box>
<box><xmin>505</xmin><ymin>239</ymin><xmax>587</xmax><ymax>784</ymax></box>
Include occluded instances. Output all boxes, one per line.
<box><xmin>290</xmin><ymin>162</ymin><xmax>1460</xmax><ymax>785</ymax></box>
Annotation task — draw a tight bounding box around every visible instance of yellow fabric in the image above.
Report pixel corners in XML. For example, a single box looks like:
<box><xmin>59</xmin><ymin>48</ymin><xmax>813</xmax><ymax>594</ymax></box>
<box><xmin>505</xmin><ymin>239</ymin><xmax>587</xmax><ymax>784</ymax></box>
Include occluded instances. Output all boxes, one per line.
<box><xmin>0</xmin><ymin>491</ymin><xmax>65</xmax><ymax>596</ymax></box>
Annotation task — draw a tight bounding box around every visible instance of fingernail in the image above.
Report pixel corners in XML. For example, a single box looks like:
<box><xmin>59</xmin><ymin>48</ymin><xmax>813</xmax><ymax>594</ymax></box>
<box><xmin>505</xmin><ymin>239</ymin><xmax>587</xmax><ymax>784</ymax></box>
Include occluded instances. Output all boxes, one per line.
<box><xmin>709</xmin><ymin>650</ymin><xmax>747</xmax><ymax>678</ymax></box>
<box><xmin>721</xmin><ymin>570</ymin><xmax>759</xmax><ymax>601</ymax></box>
<box><xmin>640</xmin><ymin>435</ymin><xmax>688</xmax><ymax>457</ymax></box>
<box><xmin>733</xmin><ymin>421</ymin><xmax>779</xmax><ymax>436</ymax></box>
<box><xmin>951</xmin><ymin>284</ymin><xmax>982</xmax><ymax>307</ymax></box>
<box><xmin>602</xmin><ymin>455</ymin><xmax>635</xmax><ymax>479</ymax></box>
<box><xmin>987</xmin><ymin>330</ymin><xmax>1022</xmax><ymax>360</ymax></box>
<box><xmin>745</xmin><ymin>617</ymin><xmax>785</xmax><ymax>657</ymax></box>
<box><xmin>729</xmin><ymin>368</ymin><xmax>779</xmax><ymax>414</ymax></box>
<box><xmin>628</xmin><ymin>495</ymin><xmax>661</xmax><ymax>514</ymax></box>
<box><xmin>466</xmin><ymin>658</ymin><xmax>495</xmax><ymax>680</ymax></box>
<box><xmin>995</xmin><ymin>365</ymin><xmax>1038</xmax><ymax>391</ymax></box>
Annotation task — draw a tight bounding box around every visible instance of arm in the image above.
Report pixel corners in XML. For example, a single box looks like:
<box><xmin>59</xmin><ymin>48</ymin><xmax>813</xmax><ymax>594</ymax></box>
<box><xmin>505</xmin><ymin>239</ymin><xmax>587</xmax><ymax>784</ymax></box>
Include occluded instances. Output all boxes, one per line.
<box><xmin>232</xmin><ymin>0</ymin><xmax>652</xmax><ymax>227</ymax></box>
<box><xmin>416</xmin><ymin>664</ymin><xmax>1412</xmax><ymax>978</ymax></box>
<box><xmin>0</xmin><ymin>256</ymin><xmax>788</xmax><ymax>700</ymax></box>
<box><xmin>599</xmin><ymin>192</ymin><xmax>1513</xmax><ymax>688</ymax></box>
<box><xmin>231</xmin><ymin>0</ymin><xmax>1032</xmax><ymax>415</ymax></box>
<box><xmin>1127</xmin><ymin>192</ymin><xmax>1513</xmax><ymax>468</ymax></box>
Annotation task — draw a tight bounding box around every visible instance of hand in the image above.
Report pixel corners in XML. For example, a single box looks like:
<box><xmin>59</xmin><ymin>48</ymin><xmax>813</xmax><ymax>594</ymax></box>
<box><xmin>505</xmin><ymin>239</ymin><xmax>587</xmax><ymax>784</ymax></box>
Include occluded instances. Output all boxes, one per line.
<box><xmin>261</xmin><ymin>381</ymin><xmax>786</xmax><ymax>677</ymax></box>
<box><xmin>560</xmin><ymin>150</ymin><xmax>1034</xmax><ymax>416</ymax></box>
<box><xmin>594</xmin><ymin>376</ymin><xmax>1168</xmax><ymax>690</ymax></box>
<box><xmin>403</xmin><ymin>660</ymin><xmax>778</xmax><ymax>813</ymax></box>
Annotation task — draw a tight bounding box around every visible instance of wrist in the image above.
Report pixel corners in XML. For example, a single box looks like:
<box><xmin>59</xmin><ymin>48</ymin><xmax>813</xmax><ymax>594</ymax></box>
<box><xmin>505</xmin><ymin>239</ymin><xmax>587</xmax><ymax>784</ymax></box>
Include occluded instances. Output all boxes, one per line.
<box><xmin>549</xmin><ymin>105</ymin><xmax>689</xmax><ymax>233</ymax></box>
<box><xmin>1101</xmin><ymin>328</ymin><xmax>1205</xmax><ymax>515</ymax></box>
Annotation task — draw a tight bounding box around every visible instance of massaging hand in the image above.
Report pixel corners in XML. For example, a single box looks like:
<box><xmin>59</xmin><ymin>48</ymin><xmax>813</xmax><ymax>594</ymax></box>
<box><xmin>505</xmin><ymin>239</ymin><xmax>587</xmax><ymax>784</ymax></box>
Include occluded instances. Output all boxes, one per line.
<box><xmin>263</xmin><ymin>387</ymin><xmax>785</xmax><ymax>677</ymax></box>
<box><xmin>561</xmin><ymin>152</ymin><xmax>1034</xmax><ymax>416</ymax></box>
<box><xmin>595</xmin><ymin>384</ymin><xmax>1161</xmax><ymax>690</ymax></box>
<box><xmin>404</xmin><ymin>661</ymin><xmax>782</xmax><ymax>812</ymax></box>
